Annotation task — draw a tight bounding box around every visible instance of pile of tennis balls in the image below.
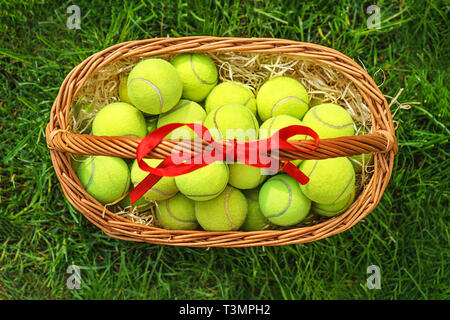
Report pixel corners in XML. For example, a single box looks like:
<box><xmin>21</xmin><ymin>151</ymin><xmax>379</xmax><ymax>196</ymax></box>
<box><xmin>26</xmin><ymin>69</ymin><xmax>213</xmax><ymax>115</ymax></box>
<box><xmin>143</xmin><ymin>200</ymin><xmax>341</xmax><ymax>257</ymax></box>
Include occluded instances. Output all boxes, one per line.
<box><xmin>74</xmin><ymin>53</ymin><xmax>371</xmax><ymax>232</ymax></box>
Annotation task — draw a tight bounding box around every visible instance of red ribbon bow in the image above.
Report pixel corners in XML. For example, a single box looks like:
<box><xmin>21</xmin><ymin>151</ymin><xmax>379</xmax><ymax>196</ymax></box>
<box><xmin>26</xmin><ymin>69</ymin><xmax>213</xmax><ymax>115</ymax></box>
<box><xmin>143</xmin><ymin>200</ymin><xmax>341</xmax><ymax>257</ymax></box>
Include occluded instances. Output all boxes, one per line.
<box><xmin>130</xmin><ymin>123</ymin><xmax>319</xmax><ymax>204</ymax></box>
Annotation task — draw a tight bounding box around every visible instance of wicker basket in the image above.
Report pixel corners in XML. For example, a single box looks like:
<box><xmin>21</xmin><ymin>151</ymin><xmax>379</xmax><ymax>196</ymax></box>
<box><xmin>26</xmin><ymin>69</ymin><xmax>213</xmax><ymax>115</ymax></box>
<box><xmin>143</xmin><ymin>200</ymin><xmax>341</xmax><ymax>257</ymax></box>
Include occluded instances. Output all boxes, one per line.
<box><xmin>45</xmin><ymin>36</ymin><xmax>397</xmax><ymax>247</ymax></box>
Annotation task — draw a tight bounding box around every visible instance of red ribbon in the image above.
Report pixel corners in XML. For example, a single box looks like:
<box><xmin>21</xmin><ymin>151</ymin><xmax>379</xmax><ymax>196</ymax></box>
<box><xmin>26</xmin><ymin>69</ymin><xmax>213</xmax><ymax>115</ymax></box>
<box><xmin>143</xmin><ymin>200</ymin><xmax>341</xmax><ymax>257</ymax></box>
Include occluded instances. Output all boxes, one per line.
<box><xmin>130</xmin><ymin>123</ymin><xmax>319</xmax><ymax>204</ymax></box>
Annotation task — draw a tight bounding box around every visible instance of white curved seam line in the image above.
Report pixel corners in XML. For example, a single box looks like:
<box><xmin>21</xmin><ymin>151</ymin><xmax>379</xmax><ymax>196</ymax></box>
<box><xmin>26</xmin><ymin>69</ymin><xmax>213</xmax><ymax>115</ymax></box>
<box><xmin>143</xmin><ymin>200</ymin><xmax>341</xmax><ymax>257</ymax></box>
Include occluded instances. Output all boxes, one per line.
<box><xmin>190</xmin><ymin>54</ymin><xmax>216</xmax><ymax>85</ymax></box>
<box><xmin>224</xmin><ymin>188</ymin><xmax>234</xmax><ymax>229</ymax></box>
<box><xmin>332</xmin><ymin>175</ymin><xmax>354</xmax><ymax>204</ymax></box>
<box><xmin>85</xmin><ymin>157</ymin><xmax>95</xmax><ymax>190</ymax></box>
<box><xmin>265</xmin><ymin>179</ymin><xmax>292</xmax><ymax>219</ymax></box>
<box><xmin>150</xmin><ymin>187</ymin><xmax>177</xmax><ymax>196</ymax></box>
<box><xmin>166</xmin><ymin>199</ymin><xmax>196</xmax><ymax>223</ymax></box>
<box><xmin>129</xmin><ymin>78</ymin><xmax>163</xmax><ymax>113</ymax></box>
<box><xmin>213</xmin><ymin>105</ymin><xmax>225</xmax><ymax>140</ymax></box>
<box><xmin>315</xmin><ymin>192</ymin><xmax>353</xmax><ymax>214</ymax></box>
<box><xmin>184</xmin><ymin>192</ymin><xmax>220</xmax><ymax>198</ymax></box>
<box><xmin>271</xmin><ymin>96</ymin><xmax>308</xmax><ymax>117</ymax></box>
<box><xmin>307</xmin><ymin>160</ymin><xmax>320</xmax><ymax>178</ymax></box>
<box><xmin>159</xmin><ymin>101</ymin><xmax>191</xmax><ymax>120</ymax></box>
<box><xmin>312</xmin><ymin>107</ymin><xmax>353</xmax><ymax>129</ymax></box>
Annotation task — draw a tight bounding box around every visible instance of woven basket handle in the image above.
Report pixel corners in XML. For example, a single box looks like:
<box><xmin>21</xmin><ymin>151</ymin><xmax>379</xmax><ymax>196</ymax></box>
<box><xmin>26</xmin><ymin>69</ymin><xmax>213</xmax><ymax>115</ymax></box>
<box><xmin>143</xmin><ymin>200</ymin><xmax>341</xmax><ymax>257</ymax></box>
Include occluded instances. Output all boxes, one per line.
<box><xmin>45</xmin><ymin>126</ymin><xmax>397</xmax><ymax>161</ymax></box>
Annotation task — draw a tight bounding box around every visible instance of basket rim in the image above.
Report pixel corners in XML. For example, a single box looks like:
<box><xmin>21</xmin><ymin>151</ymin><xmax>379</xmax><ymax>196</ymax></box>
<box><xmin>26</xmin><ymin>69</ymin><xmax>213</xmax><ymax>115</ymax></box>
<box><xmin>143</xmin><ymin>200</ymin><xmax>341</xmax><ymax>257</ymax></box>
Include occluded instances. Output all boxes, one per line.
<box><xmin>46</xmin><ymin>36</ymin><xmax>397</xmax><ymax>247</ymax></box>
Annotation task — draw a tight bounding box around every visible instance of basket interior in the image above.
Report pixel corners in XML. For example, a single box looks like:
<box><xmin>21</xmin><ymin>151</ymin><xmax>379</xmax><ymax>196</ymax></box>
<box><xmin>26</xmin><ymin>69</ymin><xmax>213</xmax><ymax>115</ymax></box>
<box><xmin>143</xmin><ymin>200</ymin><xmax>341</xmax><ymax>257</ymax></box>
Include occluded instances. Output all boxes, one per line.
<box><xmin>68</xmin><ymin>52</ymin><xmax>375</xmax><ymax>230</ymax></box>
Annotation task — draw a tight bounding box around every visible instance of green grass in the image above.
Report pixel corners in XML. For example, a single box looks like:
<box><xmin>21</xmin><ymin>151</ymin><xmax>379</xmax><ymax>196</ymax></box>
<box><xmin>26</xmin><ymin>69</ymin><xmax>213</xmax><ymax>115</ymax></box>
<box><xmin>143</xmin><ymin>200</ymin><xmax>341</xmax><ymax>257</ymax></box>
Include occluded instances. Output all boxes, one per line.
<box><xmin>0</xmin><ymin>0</ymin><xmax>448</xmax><ymax>300</ymax></box>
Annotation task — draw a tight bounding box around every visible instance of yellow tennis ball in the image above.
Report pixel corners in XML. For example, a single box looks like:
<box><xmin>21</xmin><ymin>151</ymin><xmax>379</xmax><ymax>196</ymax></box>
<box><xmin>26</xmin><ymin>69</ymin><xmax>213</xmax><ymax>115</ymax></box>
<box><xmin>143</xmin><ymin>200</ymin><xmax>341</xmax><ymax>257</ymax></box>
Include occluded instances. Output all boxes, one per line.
<box><xmin>127</xmin><ymin>58</ymin><xmax>183</xmax><ymax>114</ymax></box>
<box><xmin>156</xmin><ymin>193</ymin><xmax>198</xmax><ymax>230</ymax></box>
<box><xmin>302</xmin><ymin>103</ymin><xmax>355</xmax><ymax>139</ymax></box>
<box><xmin>76</xmin><ymin>156</ymin><xmax>130</xmax><ymax>204</ymax></box>
<box><xmin>259</xmin><ymin>174</ymin><xmax>311</xmax><ymax>226</ymax></box>
<box><xmin>92</xmin><ymin>102</ymin><xmax>147</xmax><ymax>138</ymax></box>
<box><xmin>205</xmin><ymin>81</ymin><xmax>257</xmax><ymax>115</ymax></box>
<box><xmin>157</xmin><ymin>99</ymin><xmax>206</xmax><ymax>139</ymax></box>
<box><xmin>118</xmin><ymin>75</ymin><xmax>133</xmax><ymax>105</ymax></box>
<box><xmin>259</xmin><ymin>114</ymin><xmax>305</xmax><ymax>140</ymax></box>
<box><xmin>228</xmin><ymin>163</ymin><xmax>266</xmax><ymax>190</ymax></box>
<box><xmin>195</xmin><ymin>186</ymin><xmax>248</xmax><ymax>231</ymax></box>
<box><xmin>130</xmin><ymin>159</ymin><xmax>178</xmax><ymax>201</ymax></box>
<box><xmin>256</xmin><ymin>76</ymin><xmax>309</xmax><ymax>122</ymax></box>
<box><xmin>170</xmin><ymin>53</ymin><xmax>218</xmax><ymax>102</ymax></box>
<box><xmin>241</xmin><ymin>188</ymin><xmax>270</xmax><ymax>231</ymax></box>
<box><xmin>312</xmin><ymin>184</ymin><xmax>355</xmax><ymax>217</ymax></box>
<box><xmin>203</xmin><ymin>103</ymin><xmax>259</xmax><ymax>141</ymax></box>
<box><xmin>175</xmin><ymin>162</ymin><xmax>229</xmax><ymax>201</ymax></box>
<box><xmin>299</xmin><ymin>157</ymin><xmax>355</xmax><ymax>204</ymax></box>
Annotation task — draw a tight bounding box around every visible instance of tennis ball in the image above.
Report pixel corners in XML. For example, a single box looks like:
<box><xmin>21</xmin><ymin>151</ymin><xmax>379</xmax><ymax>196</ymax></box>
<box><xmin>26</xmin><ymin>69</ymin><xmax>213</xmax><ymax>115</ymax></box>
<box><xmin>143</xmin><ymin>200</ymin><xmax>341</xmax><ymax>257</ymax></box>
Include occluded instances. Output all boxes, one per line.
<box><xmin>205</xmin><ymin>81</ymin><xmax>257</xmax><ymax>115</ymax></box>
<box><xmin>146</xmin><ymin>117</ymin><xmax>158</xmax><ymax>133</ymax></box>
<box><xmin>157</xmin><ymin>99</ymin><xmax>206</xmax><ymax>139</ymax></box>
<box><xmin>130</xmin><ymin>159</ymin><xmax>178</xmax><ymax>201</ymax></box>
<box><xmin>175</xmin><ymin>162</ymin><xmax>229</xmax><ymax>201</ymax></box>
<box><xmin>127</xmin><ymin>58</ymin><xmax>183</xmax><ymax>114</ymax></box>
<box><xmin>76</xmin><ymin>156</ymin><xmax>130</xmax><ymax>204</ymax></box>
<box><xmin>259</xmin><ymin>174</ymin><xmax>311</xmax><ymax>226</ymax></box>
<box><xmin>312</xmin><ymin>184</ymin><xmax>355</xmax><ymax>217</ymax></box>
<box><xmin>70</xmin><ymin>154</ymin><xmax>88</xmax><ymax>173</ymax></box>
<box><xmin>302</xmin><ymin>103</ymin><xmax>355</xmax><ymax>139</ymax></box>
<box><xmin>241</xmin><ymin>188</ymin><xmax>270</xmax><ymax>231</ymax></box>
<box><xmin>170</xmin><ymin>53</ymin><xmax>218</xmax><ymax>102</ymax></box>
<box><xmin>259</xmin><ymin>115</ymin><xmax>305</xmax><ymax>140</ymax></box>
<box><xmin>92</xmin><ymin>102</ymin><xmax>147</xmax><ymax>138</ymax></box>
<box><xmin>228</xmin><ymin>163</ymin><xmax>265</xmax><ymax>190</ymax></box>
<box><xmin>195</xmin><ymin>186</ymin><xmax>248</xmax><ymax>231</ymax></box>
<box><xmin>203</xmin><ymin>103</ymin><xmax>259</xmax><ymax>141</ymax></box>
<box><xmin>299</xmin><ymin>157</ymin><xmax>355</xmax><ymax>204</ymax></box>
<box><xmin>156</xmin><ymin>193</ymin><xmax>198</xmax><ymax>230</ymax></box>
<box><xmin>256</xmin><ymin>77</ymin><xmax>309</xmax><ymax>122</ymax></box>
<box><xmin>118</xmin><ymin>75</ymin><xmax>133</xmax><ymax>105</ymax></box>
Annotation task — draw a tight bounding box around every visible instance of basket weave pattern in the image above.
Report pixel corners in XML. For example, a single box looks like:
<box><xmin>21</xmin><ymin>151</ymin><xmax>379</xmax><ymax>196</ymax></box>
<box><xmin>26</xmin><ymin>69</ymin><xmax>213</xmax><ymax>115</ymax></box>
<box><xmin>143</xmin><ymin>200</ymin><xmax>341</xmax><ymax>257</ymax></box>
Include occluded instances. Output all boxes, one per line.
<box><xmin>46</xmin><ymin>37</ymin><xmax>397</xmax><ymax>247</ymax></box>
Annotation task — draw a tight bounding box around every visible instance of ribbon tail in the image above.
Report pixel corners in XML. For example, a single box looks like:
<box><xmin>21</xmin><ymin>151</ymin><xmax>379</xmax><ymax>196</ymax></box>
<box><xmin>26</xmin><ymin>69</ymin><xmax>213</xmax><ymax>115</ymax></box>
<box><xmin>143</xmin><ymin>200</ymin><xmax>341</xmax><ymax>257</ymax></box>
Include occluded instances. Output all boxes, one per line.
<box><xmin>281</xmin><ymin>161</ymin><xmax>310</xmax><ymax>185</ymax></box>
<box><xmin>129</xmin><ymin>173</ymin><xmax>162</xmax><ymax>204</ymax></box>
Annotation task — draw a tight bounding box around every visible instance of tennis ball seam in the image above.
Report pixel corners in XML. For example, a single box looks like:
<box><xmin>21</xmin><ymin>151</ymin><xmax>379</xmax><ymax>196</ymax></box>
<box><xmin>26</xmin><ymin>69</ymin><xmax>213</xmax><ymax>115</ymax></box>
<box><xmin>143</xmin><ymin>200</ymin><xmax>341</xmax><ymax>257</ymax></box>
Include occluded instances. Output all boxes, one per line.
<box><xmin>190</xmin><ymin>54</ymin><xmax>216</xmax><ymax>85</ymax></box>
<box><xmin>128</xmin><ymin>78</ymin><xmax>164</xmax><ymax>113</ymax></box>
<box><xmin>224</xmin><ymin>187</ymin><xmax>234</xmax><ymax>229</ymax></box>
<box><xmin>246</xmin><ymin>106</ymin><xmax>258</xmax><ymax>134</ymax></box>
<box><xmin>267</xmin><ymin>117</ymin><xmax>277</xmax><ymax>133</ymax></box>
<box><xmin>158</xmin><ymin>100</ymin><xmax>191</xmax><ymax>120</ymax></box>
<box><xmin>264</xmin><ymin>178</ymin><xmax>292</xmax><ymax>219</ymax></box>
<box><xmin>183</xmin><ymin>190</ymin><xmax>222</xmax><ymax>199</ymax></box>
<box><xmin>165</xmin><ymin>199</ymin><xmax>197</xmax><ymax>223</ymax></box>
<box><xmin>314</xmin><ymin>192</ymin><xmax>354</xmax><ymax>215</ymax></box>
<box><xmin>85</xmin><ymin>157</ymin><xmax>95</xmax><ymax>191</ymax></box>
<box><xmin>271</xmin><ymin>96</ymin><xmax>308</xmax><ymax>117</ymax></box>
<box><xmin>212</xmin><ymin>105</ymin><xmax>226</xmax><ymax>140</ymax></box>
<box><xmin>150</xmin><ymin>187</ymin><xmax>178</xmax><ymax>197</ymax></box>
<box><xmin>312</xmin><ymin>107</ymin><xmax>353</xmax><ymax>129</ymax></box>
<box><xmin>306</xmin><ymin>160</ymin><xmax>319</xmax><ymax>177</ymax></box>
<box><xmin>331</xmin><ymin>176</ymin><xmax>354</xmax><ymax>204</ymax></box>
